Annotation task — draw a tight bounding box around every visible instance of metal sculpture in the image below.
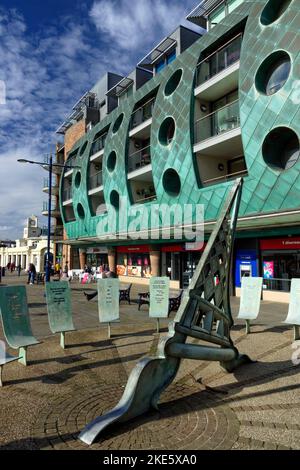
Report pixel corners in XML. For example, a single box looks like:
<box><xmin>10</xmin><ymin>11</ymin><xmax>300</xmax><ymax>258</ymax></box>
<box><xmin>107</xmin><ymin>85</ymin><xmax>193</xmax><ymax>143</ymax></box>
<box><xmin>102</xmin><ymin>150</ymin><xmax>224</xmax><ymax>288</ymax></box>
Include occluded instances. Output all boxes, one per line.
<box><xmin>79</xmin><ymin>178</ymin><xmax>252</xmax><ymax>445</ymax></box>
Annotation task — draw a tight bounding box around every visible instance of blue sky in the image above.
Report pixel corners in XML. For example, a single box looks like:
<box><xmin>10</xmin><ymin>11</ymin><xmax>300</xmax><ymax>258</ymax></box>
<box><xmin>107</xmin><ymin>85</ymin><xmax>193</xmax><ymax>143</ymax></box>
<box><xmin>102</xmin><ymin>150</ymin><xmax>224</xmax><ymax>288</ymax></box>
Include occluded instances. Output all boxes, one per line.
<box><xmin>0</xmin><ymin>0</ymin><xmax>199</xmax><ymax>239</ymax></box>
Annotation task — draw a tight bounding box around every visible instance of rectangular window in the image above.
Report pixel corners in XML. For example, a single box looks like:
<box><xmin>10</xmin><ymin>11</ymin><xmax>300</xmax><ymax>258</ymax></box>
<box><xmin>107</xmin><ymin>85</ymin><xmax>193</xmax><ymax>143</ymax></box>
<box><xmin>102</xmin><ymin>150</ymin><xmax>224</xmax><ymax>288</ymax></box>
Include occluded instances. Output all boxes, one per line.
<box><xmin>155</xmin><ymin>59</ymin><xmax>165</xmax><ymax>74</ymax></box>
<box><xmin>209</xmin><ymin>3</ymin><xmax>226</xmax><ymax>29</ymax></box>
<box><xmin>166</xmin><ymin>50</ymin><xmax>176</xmax><ymax>65</ymax></box>
<box><xmin>228</xmin><ymin>0</ymin><xmax>244</xmax><ymax>14</ymax></box>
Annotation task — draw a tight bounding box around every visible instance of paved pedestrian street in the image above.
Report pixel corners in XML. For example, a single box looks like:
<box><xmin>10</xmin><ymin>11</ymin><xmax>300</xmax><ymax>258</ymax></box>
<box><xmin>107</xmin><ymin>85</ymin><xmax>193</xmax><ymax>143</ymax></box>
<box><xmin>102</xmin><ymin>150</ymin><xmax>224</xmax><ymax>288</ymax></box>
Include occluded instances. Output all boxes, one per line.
<box><xmin>0</xmin><ymin>273</ymin><xmax>300</xmax><ymax>450</ymax></box>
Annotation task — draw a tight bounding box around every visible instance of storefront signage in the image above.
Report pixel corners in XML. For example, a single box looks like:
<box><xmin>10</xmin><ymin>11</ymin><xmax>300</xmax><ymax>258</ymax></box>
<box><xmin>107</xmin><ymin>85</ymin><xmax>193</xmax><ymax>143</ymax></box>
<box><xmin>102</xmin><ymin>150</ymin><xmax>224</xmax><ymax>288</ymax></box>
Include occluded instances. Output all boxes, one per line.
<box><xmin>263</xmin><ymin>261</ymin><xmax>274</xmax><ymax>279</ymax></box>
<box><xmin>238</xmin><ymin>277</ymin><xmax>263</xmax><ymax>321</ymax></box>
<box><xmin>149</xmin><ymin>277</ymin><xmax>170</xmax><ymax>318</ymax></box>
<box><xmin>117</xmin><ymin>245</ymin><xmax>150</xmax><ymax>253</ymax></box>
<box><xmin>260</xmin><ymin>238</ymin><xmax>300</xmax><ymax>251</ymax></box>
<box><xmin>86</xmin><ymin>247</ymin><xmax>108</xmax><ymax>254</ymax></box>
<box><xmin>284</xmin><ymin>278</ymin><xmax>300</xmax><ymax>326</ymax></box>
<box><xmin>97</xmin><ymin>279</ymin><xmax>120</xmax><ymax>323</ymax></box>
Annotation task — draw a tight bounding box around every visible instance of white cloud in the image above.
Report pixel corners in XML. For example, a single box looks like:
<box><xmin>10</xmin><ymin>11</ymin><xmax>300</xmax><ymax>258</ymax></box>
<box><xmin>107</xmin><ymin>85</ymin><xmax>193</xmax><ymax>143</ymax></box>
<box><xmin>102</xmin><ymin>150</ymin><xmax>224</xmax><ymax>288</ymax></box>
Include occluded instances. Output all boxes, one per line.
<box><xmin>90</xmin><ymin>0</ymin><xmax>197</xmax><ymax>58</ymax></box>
<box><xmin>0</xmin><ymin>0</ymin><xmax>200</xmax><ymax>240</ymax></box>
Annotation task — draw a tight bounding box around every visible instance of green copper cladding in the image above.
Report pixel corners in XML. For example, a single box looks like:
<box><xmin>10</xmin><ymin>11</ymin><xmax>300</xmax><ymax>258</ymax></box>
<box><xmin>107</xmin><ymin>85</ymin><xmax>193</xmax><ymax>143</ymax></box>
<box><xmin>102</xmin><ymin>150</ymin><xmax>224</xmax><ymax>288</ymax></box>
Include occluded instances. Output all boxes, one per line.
<box><xmin>61</xmin><ymin>0</ymin><xmax>300</xmax><ymax>243</ymax></box>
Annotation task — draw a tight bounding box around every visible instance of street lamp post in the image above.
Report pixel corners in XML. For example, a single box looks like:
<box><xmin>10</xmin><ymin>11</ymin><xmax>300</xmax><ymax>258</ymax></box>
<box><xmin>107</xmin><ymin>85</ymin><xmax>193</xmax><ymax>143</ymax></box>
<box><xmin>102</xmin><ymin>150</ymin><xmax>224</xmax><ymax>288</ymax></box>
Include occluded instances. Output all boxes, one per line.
<box><xmin>17</xmin><ymin>156</ymin><xmax>79</xmax><ymax>282</ymax></box>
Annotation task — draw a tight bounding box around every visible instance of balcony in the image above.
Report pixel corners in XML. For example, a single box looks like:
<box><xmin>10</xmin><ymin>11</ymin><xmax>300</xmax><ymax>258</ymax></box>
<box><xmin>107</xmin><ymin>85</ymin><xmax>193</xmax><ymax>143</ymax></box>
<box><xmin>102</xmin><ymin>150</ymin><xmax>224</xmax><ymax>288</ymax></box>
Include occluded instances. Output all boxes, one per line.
<box><xmin>194</xmin><ymin>99</ymin><xmax>241</xmax><ymax>154</ymax></box>
<box><xmin>64</xmin><ymin>155</ymin><xmax>77</xmax><ymax>177</ymax></box>
<box><xmin>43</xmin><ymin>154</ymin><xmax>64</xmax><ymax>175</ymax></box>
<box><xmin>195</xmin><ymin>34</ymin><xmax>241</xmax><ymax>101</ymax></box>
<box><xmin>41</xmin><ymin>226</ymin><xmax>64</xmax><ymax>239</ymax></box>
<box><xmin>127</xmin><ymin>145</ymin><xmax>151</xmax><ymax>173</ymax></box>
<box><xmin>42</xmin><ymin>202</ymin><xmax>61</xmax><ymax>218</ymax></box>
<box><xmin>42</xmin><ymin>178</ymin><xmax>59</xmax><ymax>196</ymax></box>
<box><xmin>90</xmin><ymin>133</ymin><xmax>107</xmax><ymax>160</ymax></box>
<box><xmin>62</xmin><ymin>188</ymin><xmax>73</xmax><ymax>205</ymax></box>
<box><xmin>196</xmin><ymin>34</ymin><xmax>242</xmax><ymax>86</ymax></box>
<box><xmin>129</xmin><ymin>97</ymin><xmax>155</xmax><ymax>137</ymax></box>
<box><xmin>88</xmin><ymin>171</ymin><xmax>103</xmax><ymax>193</ymax></box>
<box><xmin>201</xmin><ymin>169</ymin><xmax>248</xmax><ymax>187</ymax></box>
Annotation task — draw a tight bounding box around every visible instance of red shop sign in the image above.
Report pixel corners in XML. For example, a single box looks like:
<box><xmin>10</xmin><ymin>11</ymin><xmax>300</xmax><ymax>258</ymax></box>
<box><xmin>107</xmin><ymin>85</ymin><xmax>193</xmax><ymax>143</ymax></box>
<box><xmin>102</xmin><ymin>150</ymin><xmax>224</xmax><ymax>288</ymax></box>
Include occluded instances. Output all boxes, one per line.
<box><xmin>161</xmin><ymin>244</ymin><xmax>185</xmax><ymax>253</ymax></box>
<box><xmin>260</xmin><ymin>237</ymin><xmax>300</xmax><ymax>250</ymax></box>
<box><xmin>116</xmin><ymin>245</ymin><xmax>151</xmax><ymax>253</ymax></box>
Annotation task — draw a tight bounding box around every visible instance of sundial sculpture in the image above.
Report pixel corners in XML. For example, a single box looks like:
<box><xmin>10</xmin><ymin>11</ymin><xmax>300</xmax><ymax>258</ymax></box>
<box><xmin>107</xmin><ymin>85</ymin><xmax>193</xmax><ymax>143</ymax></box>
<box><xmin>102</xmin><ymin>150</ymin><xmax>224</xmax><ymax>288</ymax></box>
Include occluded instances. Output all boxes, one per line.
<box><xmin>79</xmin><ymin>178</ymin><xmax>252</xmax><ymax>445</ymax></box>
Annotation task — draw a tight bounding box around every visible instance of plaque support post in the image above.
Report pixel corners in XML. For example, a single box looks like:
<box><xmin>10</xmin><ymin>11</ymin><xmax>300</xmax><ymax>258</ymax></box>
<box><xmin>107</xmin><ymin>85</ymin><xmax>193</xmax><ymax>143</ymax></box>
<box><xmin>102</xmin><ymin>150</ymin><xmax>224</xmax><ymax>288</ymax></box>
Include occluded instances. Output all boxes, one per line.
<box><xmin>245</xmin><ymin>319</ymin><xmax>251</xmax><ymax>335</ymax></box>
<box><xmin>0</xmin><ymin>366</ymin><xmax>3</xmax><ymax>387</ymax></box>
<box><xmin>294</xmin><ymin>325</ymin><xmax>300</xmax><ymax>341</ymax></box>
<box><xmin>18</xmin><ymin>347</ymin><xmax>27</xmax><ymax>366</ymax></box>
<box><xmin>156</xmin><ymin>318</ymin><xmax>160</xmax><ymax>334</ymax></box>
<box><xmin>60</xmin><ymin>332</ymin><xmax>66</xmax><ymax>349</ymax></box>
<box><xmin>108</xmin><ymin>322</ymin><xmax>111</xmax><ymax>339</ymax></box>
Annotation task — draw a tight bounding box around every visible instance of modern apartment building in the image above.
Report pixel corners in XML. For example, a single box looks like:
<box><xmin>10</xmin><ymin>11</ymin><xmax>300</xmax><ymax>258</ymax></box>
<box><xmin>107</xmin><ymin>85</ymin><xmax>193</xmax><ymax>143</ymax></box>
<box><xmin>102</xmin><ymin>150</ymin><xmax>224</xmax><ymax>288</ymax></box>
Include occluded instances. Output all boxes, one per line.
<box><xmin>57</xmin><ymin>0</ymin><xmax>300</xmax><ymax>295</ymax></box>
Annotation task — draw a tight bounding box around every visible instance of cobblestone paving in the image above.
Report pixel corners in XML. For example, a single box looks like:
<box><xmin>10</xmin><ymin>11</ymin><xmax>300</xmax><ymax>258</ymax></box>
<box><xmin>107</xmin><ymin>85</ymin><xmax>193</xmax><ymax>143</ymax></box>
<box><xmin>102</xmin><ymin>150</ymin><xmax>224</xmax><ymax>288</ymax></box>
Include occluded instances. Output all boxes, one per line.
<box><xmin>0</xmin><ymin>273</ymin><xmax>299</xmax><ymax>450</ymax></box>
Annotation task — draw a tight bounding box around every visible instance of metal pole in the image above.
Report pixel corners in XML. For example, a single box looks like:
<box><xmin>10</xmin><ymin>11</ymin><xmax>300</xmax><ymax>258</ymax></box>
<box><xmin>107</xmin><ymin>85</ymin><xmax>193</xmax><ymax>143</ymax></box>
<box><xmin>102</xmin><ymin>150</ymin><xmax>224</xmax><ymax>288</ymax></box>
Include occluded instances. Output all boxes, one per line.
<box><xmin>46</xmin><ymin>154</ymin><xmax>53</xmax><ymax>282</ymax></box>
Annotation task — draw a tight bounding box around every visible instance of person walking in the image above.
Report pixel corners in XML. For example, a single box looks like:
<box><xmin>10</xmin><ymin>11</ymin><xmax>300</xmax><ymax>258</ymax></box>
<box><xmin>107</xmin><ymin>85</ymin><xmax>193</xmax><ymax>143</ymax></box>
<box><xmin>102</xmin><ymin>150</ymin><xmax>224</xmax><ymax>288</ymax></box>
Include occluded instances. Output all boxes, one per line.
<box><xmin>17</xmin><ymin>264</ymin><xmax>22</xmax><ymax>277</ymax></box>
<box><xmin>27</xmin><ymin>263</ymin><xmax>36</xmax><ymax>285</ymax></box>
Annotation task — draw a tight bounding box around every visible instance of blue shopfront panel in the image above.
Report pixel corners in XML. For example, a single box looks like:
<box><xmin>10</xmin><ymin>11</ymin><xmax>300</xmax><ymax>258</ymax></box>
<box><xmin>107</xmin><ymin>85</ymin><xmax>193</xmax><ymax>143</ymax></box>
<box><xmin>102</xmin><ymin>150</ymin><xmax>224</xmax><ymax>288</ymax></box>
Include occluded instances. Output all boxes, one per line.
<box><xmin>235</xmin><ymin>250</ymin><xmax>258</xmax><ymax>287</ymax></box>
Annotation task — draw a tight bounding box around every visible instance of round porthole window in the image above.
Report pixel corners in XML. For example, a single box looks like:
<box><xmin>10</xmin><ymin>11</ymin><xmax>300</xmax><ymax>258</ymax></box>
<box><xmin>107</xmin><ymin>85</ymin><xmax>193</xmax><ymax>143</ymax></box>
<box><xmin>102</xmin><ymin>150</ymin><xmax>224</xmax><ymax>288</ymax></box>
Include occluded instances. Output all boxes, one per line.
<box><xmin>261</xmin><ymin>0</ymin><xmax>292</xmax><ymax>26</ymax></box>
<box><xmin>110</xmin><ymin>190</ymin><xmax>120</xmax><ymax>209</ymax></box>
<box><xmin>107</xmin><ymin>151</ymin><xmax>117</xmax><ymax>172</ymax></box>
<box><xmin>162</xmin><ymin>169</ymin><xmax>181</xmax><ymax>197</ymax></box>
<box><xmin>79</xmin><ymin>141</ymin><xmax>88</xmax><ymax>156</ymax></box>
<box><xmin>77</xmin><ymin>203</ymin><xmax>85</xmax><ymax>219</ymax></box>
<box><xmin>262</xmin><ymin>127</ymin><xmax>300</xmax><ymax>171</ymax></box>
<box><xmin>159</xmin><ymin>117</ymin><xmax>176</xmax><ymax>146</ymax></box>
<box><xmin>165</xmin><ymin>69</ymin><xmax>183</xmax><ymax>96</ymax></box>
<box><xmin>255</xmin><ymin>51</ymin><xmax>291</xmax><ymax>96</ymax></box>
<box><xmin>112</xmin><ymin>114</ymin><xmax>124</xmax><ymax>133</ymax></box>
<box><xmin>75</xmin><ymin>171</ymin><xmax>81</xmax><ymax>188</ymax></box>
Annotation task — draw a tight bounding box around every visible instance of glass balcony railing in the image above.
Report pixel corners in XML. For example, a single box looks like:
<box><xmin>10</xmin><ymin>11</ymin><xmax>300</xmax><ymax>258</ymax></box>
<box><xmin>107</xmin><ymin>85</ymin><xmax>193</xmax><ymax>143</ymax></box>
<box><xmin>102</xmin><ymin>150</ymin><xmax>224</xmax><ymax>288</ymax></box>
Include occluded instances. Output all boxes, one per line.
<box><xmin>88</xmin><ymin>171</ymin><xmax>103</xmax><ymax>190</ymax></box>
<box><xmin>64</xmin><ymin>155</ymin><xmax>77</xmax><ymax>171</ymax></box>
<box><xmin>43</xmin><ymin>202</ymin><xmax>60</xmax><ymax>212</ymax></box>
<box><xmin>196</xmin><ymin>34</ymin><xmax>242</xmax><ymax>87</ymax></box>
<box><xmin>43</xmin><ymin>178</ymin><xmax>57</xmax><ymax>188</ymax></box>
<box><xmin>90</xmin><ymin>133</ymin><xmax>107</xmax><ymax>157</ymax></box>
<box><xmin>41</xmin><ymin>226</ymin><xmax>64</xmax><ymax>238</ymax></box>
<box><xmin>62</xmin><ymin>188</ymin><xmax>72</xmax><ymax>201</ymax></box>
<box><xmin>130</xmin><ymin>97</ymin><xmax>155</xmax><ymax>130</ymax></box>
<box><xmin>194</xmin><ymin>100</ymin><xmax>240</xmax><ymax>144</ymax></box>
<box><xmin>127</xmin><ymin>145</ymin><xmax>151</xmax><ymax>173</ymax></box>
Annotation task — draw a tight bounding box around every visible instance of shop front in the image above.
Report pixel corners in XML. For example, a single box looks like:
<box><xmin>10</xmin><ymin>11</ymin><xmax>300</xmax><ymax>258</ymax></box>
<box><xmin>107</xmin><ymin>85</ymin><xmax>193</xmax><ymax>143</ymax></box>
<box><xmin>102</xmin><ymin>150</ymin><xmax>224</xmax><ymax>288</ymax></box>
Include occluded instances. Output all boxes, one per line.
<box><xmin>162</xmin><ymin>242</ymin><xmax>205</xmax><ymax>288</ymax></box>
<box><xmin>86</xmin><ymin>247</ymin><xmax>108</xmax><ymax>269</ymax></box>
<box><xmin>116</xmin><ymin>245</ymin><xmax>152</xmax><ymax>278</ymax></box>
<box><xmin>260</xmin><ymin>237</ymin><xmax>300</xmax><ymax>292</ymax></box>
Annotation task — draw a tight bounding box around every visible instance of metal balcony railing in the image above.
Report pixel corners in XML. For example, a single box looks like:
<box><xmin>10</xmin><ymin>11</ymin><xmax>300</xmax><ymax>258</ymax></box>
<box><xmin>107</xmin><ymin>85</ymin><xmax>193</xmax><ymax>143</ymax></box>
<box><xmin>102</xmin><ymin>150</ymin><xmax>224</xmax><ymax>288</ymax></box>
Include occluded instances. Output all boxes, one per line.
<box><xmin>128</xmin><ymin>145</ymin><xmax>151</xmax><ymax>173</ymax></box>
<box><xmin>62</xmin><ymin>188</ymin><xmax>72</xmax><ymax>201</ymax></box>
<box><xmin>202</xmin><ymin>169</ymin><xmax>248</xmax><ymax>186</ymax></box>
<box><xmin>64</xmin><ymin>154</ymin><xmax>77</xmax><ymax>170</ymax></box>
<box><xmin>130</xmin><ymin>97</ymin><xmax>155</xmax><ymax>130</ymax></box>
<box><xmin>89</xmin><ymin>171</ymin><xmax>103</xmax><ymax>190</ymax></box>
<box><xmin>90</xmin><ymin>133</ymin><xmax>107</xmax><ymax>156</ymax></box>
<box><xmin>43</xmin><ymin>202</ymin><xmax>60</xmax><ymax>212</ymax></box>
<box><xmin>134</xmin><ymin>194</ymin><xmax>157</xmax><ymax>204</ymax></box>
<box><xmin>194</xmin><ymin>99</ymin><xmax>240</xmax><ymax>144</ymax></box>
<box><xmin>196</xmin><ymin>34</ymin><xmax>242</xmax><ymax>87</ymax></box>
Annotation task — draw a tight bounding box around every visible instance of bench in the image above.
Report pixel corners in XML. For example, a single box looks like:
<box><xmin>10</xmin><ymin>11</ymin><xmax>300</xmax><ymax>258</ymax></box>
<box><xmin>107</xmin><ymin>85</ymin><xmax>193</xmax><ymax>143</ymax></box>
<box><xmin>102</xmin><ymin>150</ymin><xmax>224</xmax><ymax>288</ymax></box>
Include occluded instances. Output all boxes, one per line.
<box><xmin>0</xmin><ymin>286</ymin><xmax>41</xmax><ymax>366</ymax></box>
<box><xmin>119</xmin><ymin>284</ymin><xmax>132</xmax><ymax>304</ymax></box>
<box><xmin>138</xmin><ymin>290</ymin><xmax>183</xmax><ymax>315</ymax></box>
<box><xmin>0</xmin><ymin>341</ymin><xmax>20</xmax><ymax>386</ymax></box>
